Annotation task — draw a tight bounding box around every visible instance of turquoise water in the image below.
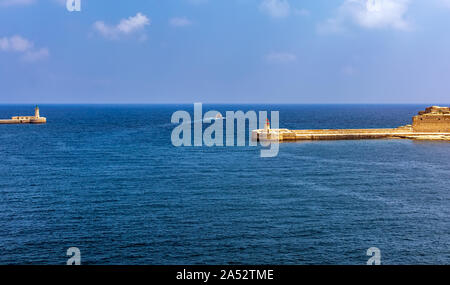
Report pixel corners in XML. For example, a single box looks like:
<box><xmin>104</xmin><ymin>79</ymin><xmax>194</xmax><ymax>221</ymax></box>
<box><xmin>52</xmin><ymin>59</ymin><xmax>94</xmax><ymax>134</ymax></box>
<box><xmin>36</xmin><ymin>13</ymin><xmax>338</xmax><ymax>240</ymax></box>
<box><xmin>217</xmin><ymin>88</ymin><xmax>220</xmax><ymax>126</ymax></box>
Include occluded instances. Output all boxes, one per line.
<box><xmin>0</xmin><ymin>105</ymin><xmax>449</xmax><ymax>264</ymax></box>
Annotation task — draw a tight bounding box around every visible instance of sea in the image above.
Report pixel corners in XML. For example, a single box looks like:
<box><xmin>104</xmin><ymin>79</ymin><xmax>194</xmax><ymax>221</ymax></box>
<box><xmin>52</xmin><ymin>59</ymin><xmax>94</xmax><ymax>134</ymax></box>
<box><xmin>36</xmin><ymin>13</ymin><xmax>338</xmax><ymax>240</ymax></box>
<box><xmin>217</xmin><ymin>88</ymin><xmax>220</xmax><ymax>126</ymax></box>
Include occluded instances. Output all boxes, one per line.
<box><xmin>0</xmin><ymin>104</ymin><xmax>449</xmax><ymax>265</ymax></box>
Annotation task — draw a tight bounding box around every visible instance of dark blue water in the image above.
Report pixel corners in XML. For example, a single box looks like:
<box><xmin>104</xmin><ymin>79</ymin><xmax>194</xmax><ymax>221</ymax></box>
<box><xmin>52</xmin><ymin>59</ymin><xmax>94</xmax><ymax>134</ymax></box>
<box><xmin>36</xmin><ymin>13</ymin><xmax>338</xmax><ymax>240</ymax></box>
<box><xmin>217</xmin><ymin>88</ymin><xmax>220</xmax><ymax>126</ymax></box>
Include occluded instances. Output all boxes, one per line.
<box><xmin>0</xmin><ymin>105</ymin><xmax>449</xmax><ymax>265</ymax></box>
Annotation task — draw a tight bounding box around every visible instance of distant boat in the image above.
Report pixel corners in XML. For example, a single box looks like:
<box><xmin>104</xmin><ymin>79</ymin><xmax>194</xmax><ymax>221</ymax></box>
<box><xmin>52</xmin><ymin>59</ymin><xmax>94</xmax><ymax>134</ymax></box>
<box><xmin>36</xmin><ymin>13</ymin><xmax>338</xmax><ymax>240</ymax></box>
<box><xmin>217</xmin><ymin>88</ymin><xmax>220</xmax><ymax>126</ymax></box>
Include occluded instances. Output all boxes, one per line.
<box><xmin>215</xmin><ymin>113</ymin><xmax>223</xmax><ymax>120</ymax></box>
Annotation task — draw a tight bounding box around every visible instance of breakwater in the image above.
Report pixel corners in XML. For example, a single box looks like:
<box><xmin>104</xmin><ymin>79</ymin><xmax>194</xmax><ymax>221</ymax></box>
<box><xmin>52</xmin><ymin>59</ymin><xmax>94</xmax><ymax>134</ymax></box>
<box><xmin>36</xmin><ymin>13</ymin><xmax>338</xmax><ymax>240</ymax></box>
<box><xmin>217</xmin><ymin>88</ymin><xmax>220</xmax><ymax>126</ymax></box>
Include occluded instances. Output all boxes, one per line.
<box><xmin>0</xmin><ymin>106</ymin><xmax>46</xmax><ymax>124</ymax></box>
<box><xmin>253</xmin><ymin>106</ymin><xmax>450</xmax><ymax>142</ymax></box>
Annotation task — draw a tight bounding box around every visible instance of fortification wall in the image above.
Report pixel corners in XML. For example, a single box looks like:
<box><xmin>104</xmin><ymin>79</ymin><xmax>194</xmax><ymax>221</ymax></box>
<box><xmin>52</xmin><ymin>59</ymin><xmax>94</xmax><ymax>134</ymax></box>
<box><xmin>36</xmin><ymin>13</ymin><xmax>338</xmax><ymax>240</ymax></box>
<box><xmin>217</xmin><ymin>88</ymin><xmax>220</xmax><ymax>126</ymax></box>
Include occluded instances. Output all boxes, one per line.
<box><xmin>412</xmin><ymin>115</ymin><xmax>450</xmax><ymax>132</ymax></box>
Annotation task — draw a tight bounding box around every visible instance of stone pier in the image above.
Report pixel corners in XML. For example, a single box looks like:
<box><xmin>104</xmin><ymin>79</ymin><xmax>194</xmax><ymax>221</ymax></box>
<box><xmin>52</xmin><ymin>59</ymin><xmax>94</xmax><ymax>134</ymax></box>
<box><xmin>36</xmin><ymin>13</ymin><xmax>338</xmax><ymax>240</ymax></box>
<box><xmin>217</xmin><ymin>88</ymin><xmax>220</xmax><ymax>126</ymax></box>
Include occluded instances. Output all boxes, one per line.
<box><xmin>0</xmin><ymin>106</ymin><xmax>46</xmax><ymax>124</ymax></box>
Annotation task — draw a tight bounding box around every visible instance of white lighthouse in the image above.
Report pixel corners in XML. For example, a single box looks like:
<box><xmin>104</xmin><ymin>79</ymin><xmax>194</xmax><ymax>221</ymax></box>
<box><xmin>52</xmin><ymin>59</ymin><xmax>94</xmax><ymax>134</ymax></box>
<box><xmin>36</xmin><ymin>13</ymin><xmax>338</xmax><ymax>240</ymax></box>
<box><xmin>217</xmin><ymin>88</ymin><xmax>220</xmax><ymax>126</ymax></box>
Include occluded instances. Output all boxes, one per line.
<box><xmin>30</xmin><ymin>106</ymin><xmax>46</xmax><ymax>124</ymax></box>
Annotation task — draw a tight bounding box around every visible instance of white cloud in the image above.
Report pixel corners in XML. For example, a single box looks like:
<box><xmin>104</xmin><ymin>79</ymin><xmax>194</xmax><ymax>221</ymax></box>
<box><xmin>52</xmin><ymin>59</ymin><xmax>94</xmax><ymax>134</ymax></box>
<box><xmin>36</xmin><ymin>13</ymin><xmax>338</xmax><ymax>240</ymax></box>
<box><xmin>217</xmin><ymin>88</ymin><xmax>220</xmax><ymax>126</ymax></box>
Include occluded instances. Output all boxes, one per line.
<box><xmin>319</xmin><ymin>0</ymin><xmax>411</xmax><ymax>33</ymax></box>
<box><xmin>117</xmin><ymin>13</ymin><xmax>150</xmax><ymax>33</ymax></box>
<box><xmin>169</xmin><ymin>17</ymin><xmax>192</xmax><ymax>27</ymax></box>
<box><xmin>22</xmin><ymin>47</ymin><xmax>49</xmax><ymax>62</ymax></box>
<box><xmin>265</xmin><ymin>52</ymin><xmax>297</xmax><ymax>63</ymax></box>
<box><xmin>0</xmin><ymin>35</ymin><xmax>49</xmax><ymax>62</ymax></box>
<box><xmin>93</xmin><ymin>13</ymin><xmax>151</xmax><ymax>39</ymax></box>
<box><xmin>0</xmin><ymin>0</ymin><xmax>35</xmax><ymax>7</ymax></box>
<box><xmin>260</xmin><ymin>0</ymin><xmax>290</xmax><ymax>19</ymax></box>
<box><xmin>0</xmin><ymin>35</ymin><xmax>33</xmax><ymax>51</ymax></box>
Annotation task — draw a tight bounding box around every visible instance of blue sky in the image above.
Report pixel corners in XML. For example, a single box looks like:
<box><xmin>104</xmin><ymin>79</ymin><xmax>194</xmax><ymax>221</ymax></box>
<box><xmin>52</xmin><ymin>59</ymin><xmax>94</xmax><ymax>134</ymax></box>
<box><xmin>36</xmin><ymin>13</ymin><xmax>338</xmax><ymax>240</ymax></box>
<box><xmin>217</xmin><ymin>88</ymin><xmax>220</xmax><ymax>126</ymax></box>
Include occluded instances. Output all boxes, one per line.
<box><xmin>0</xmin><ymin>0</ymin><xmax>450</xmax><ymax>103</ymax></box>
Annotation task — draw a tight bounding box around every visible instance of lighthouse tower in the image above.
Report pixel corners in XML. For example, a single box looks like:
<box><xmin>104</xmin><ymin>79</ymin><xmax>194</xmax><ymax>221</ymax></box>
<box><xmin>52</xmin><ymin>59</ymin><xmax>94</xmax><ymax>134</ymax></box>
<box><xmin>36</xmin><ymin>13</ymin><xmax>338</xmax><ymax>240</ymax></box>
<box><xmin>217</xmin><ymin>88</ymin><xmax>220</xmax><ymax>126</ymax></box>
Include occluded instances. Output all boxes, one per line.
<box><xmin>264</xmin><ymin>118</ymin><xmax>270</xmax><ymax>133</ymax></box>
<box><xmin>35</xmin><ymin>106</ymin><xmax>40</xmax><ymax>118</ymax></box>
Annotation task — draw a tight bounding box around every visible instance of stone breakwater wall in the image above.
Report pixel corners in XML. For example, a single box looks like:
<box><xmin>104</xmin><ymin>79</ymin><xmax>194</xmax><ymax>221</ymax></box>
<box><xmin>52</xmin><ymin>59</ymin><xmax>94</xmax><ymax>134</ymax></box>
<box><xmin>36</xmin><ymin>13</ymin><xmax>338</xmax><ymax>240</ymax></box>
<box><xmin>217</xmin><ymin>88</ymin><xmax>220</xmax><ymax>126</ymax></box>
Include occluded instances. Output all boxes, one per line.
<box><xmin>253</xmin><ymin>106</ymin><xmax>450</xmax><ymax>142</ymax></box>
<box><xmin>0</xmin><ymin>118</ymin><xmax>46</xmax><ymax>124</ymax></box>
<box><xmin>0</xmin><ymin>106</ymin><xmax>46</xmax><ymax>124</ymax></box>
<box><xmin>252</xmin><ymin>127</ymin><xmax>450</xmax><ymax>142</ymax></box>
